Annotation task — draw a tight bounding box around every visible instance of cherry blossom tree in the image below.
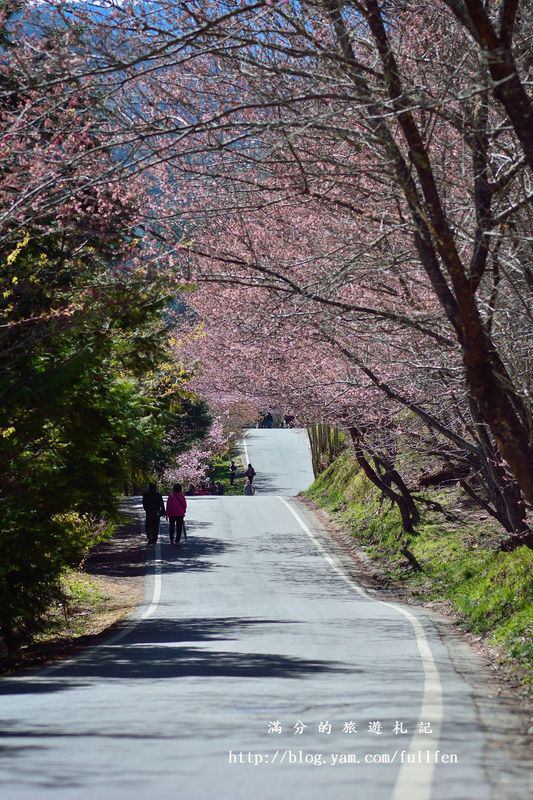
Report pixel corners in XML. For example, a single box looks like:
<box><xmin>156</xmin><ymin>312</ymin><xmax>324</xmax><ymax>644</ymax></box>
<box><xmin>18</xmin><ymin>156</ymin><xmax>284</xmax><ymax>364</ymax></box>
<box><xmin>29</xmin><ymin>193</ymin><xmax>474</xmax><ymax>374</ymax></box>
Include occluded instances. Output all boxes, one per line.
<box><xmin>7</xmin><ymin>1</ymin><xmax>531</xmax><ymax>546</ymax></box>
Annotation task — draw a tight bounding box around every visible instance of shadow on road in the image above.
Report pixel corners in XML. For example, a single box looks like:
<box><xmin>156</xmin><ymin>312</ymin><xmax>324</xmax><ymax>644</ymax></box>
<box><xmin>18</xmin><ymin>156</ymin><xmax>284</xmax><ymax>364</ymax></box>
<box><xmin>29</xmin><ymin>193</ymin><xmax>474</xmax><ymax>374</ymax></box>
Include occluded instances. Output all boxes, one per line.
<box><xmin>85</xmin><ymin>513</ymin><xmax>222</xmax><ymax>580</ymax></box>
<box><xmin>86</xmin><ymin>525</ymin><xmax>234</xmax><ymax>580</ymax></box>
<box><xmin>251</xmin><ymin>475</ymin><xmax>291</xmax><ymax>495</ymax></box>
<box><xmin>85</xmin><ymin>518</ymin><xmax>146</xmax><ymax>578</ymax></box>
<box><xmin>158</xmin><ymin>532</ymin><xmax>235</xmax><ymax>575</ymax></box>
<box><xmin>0</xmin><ymin>617</ymin><xmax>355</xmax><ymax>694</ymax></box>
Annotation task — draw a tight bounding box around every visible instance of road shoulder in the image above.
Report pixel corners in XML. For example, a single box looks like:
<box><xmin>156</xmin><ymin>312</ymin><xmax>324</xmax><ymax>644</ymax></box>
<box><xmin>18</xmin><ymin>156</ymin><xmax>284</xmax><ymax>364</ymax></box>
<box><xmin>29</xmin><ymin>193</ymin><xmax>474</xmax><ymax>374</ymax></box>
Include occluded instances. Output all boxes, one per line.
<box><xmin>293</xmin><ymin>495</ymin><xmax>532</xmax><ymax>800</ymax></box>
<box><xmin>0</xmin><ymin>505</ymin><xmax>147</xmax><ymax>675</ymax></box>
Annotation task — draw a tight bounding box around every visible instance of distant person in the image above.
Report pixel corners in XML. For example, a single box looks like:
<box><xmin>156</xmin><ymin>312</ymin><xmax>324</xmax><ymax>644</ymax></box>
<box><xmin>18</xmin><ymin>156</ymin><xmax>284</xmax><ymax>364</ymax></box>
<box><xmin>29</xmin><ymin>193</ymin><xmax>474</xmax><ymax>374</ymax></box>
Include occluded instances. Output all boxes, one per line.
<box><xmin>208</xmin><ymin>480</ymin><xmax>217</xmax><ymax>495</ymax></box>
<box><xmin>284</xmin><ymin>413</ymin><xmax>295</xmax><ymax>428</ymax></box>
<box><xmin>142</xmin><ymin>482</ymin><xmax>165</xmax><ymax>545</ymax></box>
<box><xmin>185</xmin><ymin>484</ymin><xmax>197</xmax><ymax>496</ymax></box>
<box><xmin>229</xmin><ymin>461</ymin><xmax>238</xmax><ymax>486</ymax></box>
<box><xmin>216</xmin><ymin>482</ymin><xmax>225</xmax><ymax>495</ymax></box>
<box><xmin>264</xmin><ymin>411</ymin><xmax>273</xmax><ymax>428</ymax></box>
<box><xmin>198</xmin><ymin>483</ymin><xmax>208</xmax><ymax>496</ymax></box>
<box><xmin>166</xmin><ymin>483</ymin><xmax>187</xmax><ymax>545</ymax></box>
<box><xmin>243</xmin><ymin>477</ymin><xmax>255</xmax><ymax>496</ymax></box>
<box><xmin>245</xmin><ymin>463</ymin><xmax>256</xmax><ymax>483</ymax></box>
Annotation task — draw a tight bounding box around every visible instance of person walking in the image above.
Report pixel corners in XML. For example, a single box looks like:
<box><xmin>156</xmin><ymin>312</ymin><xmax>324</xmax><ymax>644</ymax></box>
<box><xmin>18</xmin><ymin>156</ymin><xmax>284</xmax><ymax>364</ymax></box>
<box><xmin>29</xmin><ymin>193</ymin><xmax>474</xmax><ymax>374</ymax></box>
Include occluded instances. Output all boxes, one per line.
<box><xmin>166</xmin><ymin>483</ymin><xmax>187</xmax><ymax>545</ymax></box>
<box><xmin>245</xmin><ymin>463</ymin><xmax>256</xmax><ymax>483</ymax></box>
<box><xmin>229</xmin><ymin>461</ymin><xmax>237</xmax><ymax>485</ymax></box>
<box><xmin>142</xmin><ymin>482</ymin><xmax>165</xmax><ymax>545</ymax></box>
<box><xmin>243</xmin><ymin>477</ymin><xmax>255</xmax><ymax>496</ymax></box>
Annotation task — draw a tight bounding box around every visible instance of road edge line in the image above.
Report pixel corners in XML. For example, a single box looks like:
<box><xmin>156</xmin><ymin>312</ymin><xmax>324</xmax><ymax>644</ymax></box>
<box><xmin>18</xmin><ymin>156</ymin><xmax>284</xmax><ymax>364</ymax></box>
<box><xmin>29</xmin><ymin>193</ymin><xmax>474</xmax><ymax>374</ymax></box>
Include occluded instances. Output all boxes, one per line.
<box><xmin>278</xmin><ymin>496</ymin><xmax>443</xmax><ymax>800</ymax></box>
<box><xmin>2</xmin><ymin>542</ymin><xmax>162</xmax><ymax>681</ymax></box>
<box><xmin>104</xmin><ymin>542</ymin><xmax>162</xmax><ymax>647</ymax></box>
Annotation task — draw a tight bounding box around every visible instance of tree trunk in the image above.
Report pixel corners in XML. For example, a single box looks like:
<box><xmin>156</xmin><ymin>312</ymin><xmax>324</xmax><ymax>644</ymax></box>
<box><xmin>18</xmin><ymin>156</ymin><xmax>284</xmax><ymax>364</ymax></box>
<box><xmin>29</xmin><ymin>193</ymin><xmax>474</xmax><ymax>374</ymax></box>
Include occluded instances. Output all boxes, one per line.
<box><xmin>443</xmin><ymin>0</ymin><xmax>533</xmax><ymax>171</ymax></box>
<box><xmin>362</xmin><ymin>0</ymin><xmax>533</xmax><ymax>507</ymax></box>
<box><xmin>500</xmin><ymin>529</ymin><xmax>533</xmax><ymax>551</ymax></box>
<box><xmin>349</xmin><ymin>428</ymin><xmax>416</xmax><ymax>533</ymax></box>
<box><xmin>374</xmin><ymin>455</ymin><xmax>420</xmax><ymax>524</ymax></box>
<box><xmin>400</xmin><ymin>545</ymin><xmax>423</xmax><ymax>572</ymax></box>
<box><xmin>467</xmin><ymin>397</ymin><xmax>531</xmax><ymax>542</ymax></box>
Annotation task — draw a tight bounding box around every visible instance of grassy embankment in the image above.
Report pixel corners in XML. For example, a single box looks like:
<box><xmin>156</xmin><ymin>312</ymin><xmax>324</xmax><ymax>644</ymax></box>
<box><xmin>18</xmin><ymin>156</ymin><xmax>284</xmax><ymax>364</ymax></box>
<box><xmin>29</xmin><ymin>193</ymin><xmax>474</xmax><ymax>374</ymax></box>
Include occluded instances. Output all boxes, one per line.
<box><xmin>1</xmin><ymin>569</ymin><xmax>141</xmax><ymax>672</ymax></box>
<box><xmin>211</xmin><ymin>444</ymin><xmax>247</xmax><ymax>496</ymax></box>
<box><xmin>305</xmin><ymin>451</ymin><xmax>533</xmax><ymax>692</ymax></box>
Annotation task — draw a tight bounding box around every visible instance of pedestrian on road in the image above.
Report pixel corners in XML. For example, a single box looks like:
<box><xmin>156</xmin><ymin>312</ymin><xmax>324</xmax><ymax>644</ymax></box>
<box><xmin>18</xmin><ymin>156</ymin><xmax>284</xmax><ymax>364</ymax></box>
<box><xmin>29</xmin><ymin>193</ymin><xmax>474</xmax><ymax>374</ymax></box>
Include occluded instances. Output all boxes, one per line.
<box><xmin>243</xmin><ymin>477</ymin><xmax>256</xmax><ymax>496</ymax></box>
<box><xmin>245</xmin><ymin>463</ymin><xmax>256</xmax><ymax>483</ymax></box>
<box><xmin>229</xmin><ymin>461</ymin><xmax>237</xmax><ymax>485</ymax></box>
<box><xmin>216</xmin><ymin>482</ymin><xmax>225</xmax><ymax>495</ymax></box>
<box><xmin>142</xmin><ymin>482</ymin><xmax>165</xmax><ymax>545</ymax></box>
<box><xmin>166</xmin><ymin>483</ymin><xmax>187</xmax><ymax>545</ymax></box>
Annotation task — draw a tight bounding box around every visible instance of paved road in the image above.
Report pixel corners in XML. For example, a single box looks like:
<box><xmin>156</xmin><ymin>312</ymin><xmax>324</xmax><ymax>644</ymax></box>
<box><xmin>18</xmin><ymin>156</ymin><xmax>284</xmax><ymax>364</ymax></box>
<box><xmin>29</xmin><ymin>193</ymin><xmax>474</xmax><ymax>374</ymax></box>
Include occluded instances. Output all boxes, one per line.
<box><xmin>242</xmin><ymin>428</ymin><xmax>315</xmax><ymax>495</ymax></box>
<box><xmin>0</xmin><ymin>430</ymin><xmax>509</xmax><ymax>798</ymax></box>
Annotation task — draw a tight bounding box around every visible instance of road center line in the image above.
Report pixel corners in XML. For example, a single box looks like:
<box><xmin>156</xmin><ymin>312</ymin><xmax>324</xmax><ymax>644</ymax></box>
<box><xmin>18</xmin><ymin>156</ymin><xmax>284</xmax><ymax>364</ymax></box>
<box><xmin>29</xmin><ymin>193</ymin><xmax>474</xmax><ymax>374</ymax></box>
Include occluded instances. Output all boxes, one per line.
<box><xmin>278</xmin><ymin>496</ymin><xmax>443</xmax><ymax>800</ymax></box>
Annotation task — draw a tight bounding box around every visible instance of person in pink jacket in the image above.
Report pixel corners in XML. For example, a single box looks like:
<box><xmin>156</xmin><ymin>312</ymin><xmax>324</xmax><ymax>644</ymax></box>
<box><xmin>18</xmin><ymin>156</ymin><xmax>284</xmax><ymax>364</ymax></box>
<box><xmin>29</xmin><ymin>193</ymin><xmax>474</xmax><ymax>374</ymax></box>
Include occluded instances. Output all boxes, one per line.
<box><xmin>166</xmin><ymin>483</ymin><xmax>187</xmax><ymax>545</ymax></box>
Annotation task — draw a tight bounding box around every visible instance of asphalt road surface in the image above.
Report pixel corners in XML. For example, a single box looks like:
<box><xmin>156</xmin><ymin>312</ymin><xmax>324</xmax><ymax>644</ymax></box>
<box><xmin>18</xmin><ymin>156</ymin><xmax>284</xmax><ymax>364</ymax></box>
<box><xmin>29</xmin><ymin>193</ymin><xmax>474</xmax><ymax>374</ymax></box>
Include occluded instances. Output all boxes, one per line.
<box><xmin>241</xmin><ymin>428</ymin><xmax>315</xmax><ymax>495</ymax></box>
<box><xmin>0</xmin><ymin>430</ymin><xmax>518</xmax><ymax>798</ymax></box>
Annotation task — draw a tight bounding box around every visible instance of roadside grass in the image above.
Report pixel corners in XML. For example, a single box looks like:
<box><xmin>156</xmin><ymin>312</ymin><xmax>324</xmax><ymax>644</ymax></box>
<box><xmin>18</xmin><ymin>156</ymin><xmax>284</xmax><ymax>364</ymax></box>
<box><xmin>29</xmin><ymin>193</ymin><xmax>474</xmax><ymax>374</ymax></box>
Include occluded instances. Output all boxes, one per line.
<box><xmin>33</xmin><ymin>570</ymin><xmax>116</xmax><ymax>642</ymax></box>
<box><xmin>305</xmin><ymin>451</ymin><xmax>533</xmax><ymax>691</ymax></box>
<box><xmin>60</xmin><ymin>570</ymin><xmax>107</xmax><ymax>629</ymax></box>
<box><xmin>1</xmin><ymin>569</ymin><xmax>140</xmax><ymax>673</ymax></box>
<box><xmin>211</xmin><ymin>444</ymin><xmax>246</xmax><ymax>496</ymax></box>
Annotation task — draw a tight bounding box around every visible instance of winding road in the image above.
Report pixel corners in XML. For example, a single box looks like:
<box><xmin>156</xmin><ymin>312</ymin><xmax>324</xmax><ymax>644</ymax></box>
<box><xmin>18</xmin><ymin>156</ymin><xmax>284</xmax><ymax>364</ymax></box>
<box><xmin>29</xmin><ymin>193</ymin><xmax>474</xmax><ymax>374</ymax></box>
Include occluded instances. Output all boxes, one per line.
<box><xmin>0</xmin><ymin>430</ymin><xmax>525</xmax><ymax>798</ymax></box>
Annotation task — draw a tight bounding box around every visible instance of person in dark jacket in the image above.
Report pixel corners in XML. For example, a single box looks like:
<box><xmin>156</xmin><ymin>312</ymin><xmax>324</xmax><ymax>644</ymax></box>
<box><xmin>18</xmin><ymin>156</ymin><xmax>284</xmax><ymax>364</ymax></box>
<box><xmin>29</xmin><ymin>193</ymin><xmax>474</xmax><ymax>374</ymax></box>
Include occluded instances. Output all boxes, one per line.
<box><xmin>142</xmin><ymin>483</ymin><xmax>165</xmax><ymax>545</ymax></box>
<box><xmin>229</xmin><ymin>461</ymin><xmax>238</xmax><ymax>486</ymax></box>
<box><xmin>245</xmin><ymin>463</ymin><xmax>256</xmax><ymax>483</ymax></box>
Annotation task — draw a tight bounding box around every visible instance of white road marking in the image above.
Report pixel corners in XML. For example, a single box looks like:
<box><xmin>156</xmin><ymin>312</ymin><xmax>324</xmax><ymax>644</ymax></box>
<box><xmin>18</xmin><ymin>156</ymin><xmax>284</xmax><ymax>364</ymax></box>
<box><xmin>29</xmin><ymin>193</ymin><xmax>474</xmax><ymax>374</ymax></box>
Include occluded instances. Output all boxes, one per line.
<box><xmin>243</xmin><ymin>432</ymin><xmax>250</xmax><ymax>465</ymax></box>
<box><xmin>278</xmin><ymin>496</ymin><xmax>443</xmax><ymax>800</ymax></box>
<box><xmin>4</xmin><ymin>475</ymin><xmax>440</xmax><ymax>799</ymax></box>
<box><xmin>104</xmin><ymin>542</ymin><xmax>162</xmax><ymax>646</ymax></box>
<box><xmin>2</xmin><ymin>542</ymin><xmax>162</xmax><ymax>681</ymax></box>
